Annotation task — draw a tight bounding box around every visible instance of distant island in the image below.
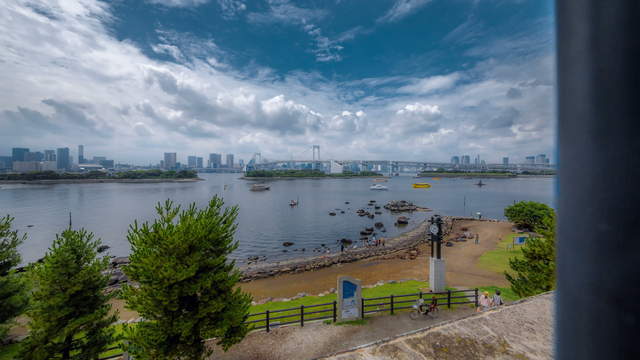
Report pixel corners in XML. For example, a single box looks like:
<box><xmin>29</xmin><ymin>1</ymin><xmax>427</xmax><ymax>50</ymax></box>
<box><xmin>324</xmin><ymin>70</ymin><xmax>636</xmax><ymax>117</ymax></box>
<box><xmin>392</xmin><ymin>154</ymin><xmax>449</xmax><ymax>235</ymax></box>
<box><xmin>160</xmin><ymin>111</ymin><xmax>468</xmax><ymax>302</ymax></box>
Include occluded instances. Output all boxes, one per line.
<box><xmin>243</xmin><ymin>169</ymin><xmax>383</xmax><ymax>178</ymax></box>
<box><xmin>0</xmin><ymin>169</ymin><xmax>201</xmax><ymax>184</ymax></box>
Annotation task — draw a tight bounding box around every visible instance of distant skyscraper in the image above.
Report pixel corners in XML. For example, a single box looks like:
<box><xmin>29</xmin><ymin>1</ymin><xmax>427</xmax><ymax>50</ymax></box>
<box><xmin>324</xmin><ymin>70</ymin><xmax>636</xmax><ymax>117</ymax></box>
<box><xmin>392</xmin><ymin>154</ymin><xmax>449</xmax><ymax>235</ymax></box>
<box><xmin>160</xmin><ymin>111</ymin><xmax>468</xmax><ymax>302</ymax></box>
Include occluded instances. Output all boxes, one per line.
<box><xmin>208</xmin><ymin>153</ymin><xmax>221</xmax><ymax>168</ymax></box>
<box><xmin>503</xmin><ymin>157</ymin><xmax>509</xmax><ymax>166</ymax></box>
<box><xmin>451</xmin><ymin>156</ymin><xmax>460</xmax><ymax>165</ymax></box>
<box><xmin>226</xmin><ymin>154</ymin><xmax>234</xmax><ymax>168</ymax></box>
<box><xmin>474</xmin><ymin>154</ymin><xmax>481</xmax><ymax>167</ymax></box>
<box><xmin>78</xmin><ymin>145</ymin><xmax>85</xmax><ymax>164</ymax></box>
<box><xmin>239</xmin><ymin>159</ymin><xmax>244</xmax><ymax>169</ymax></box>
<box><xmin>187</xmin><ymin>156</ymin><xmax>197</xmax><ymax>168</ymax></box>
<box><xmin>525</xmin><ymin>156</ymin><xmax>535</xmax><ymax>165</ymax></box>
<box><xmin>25</xmin><ymin>151</ymin><xmax>43</xmax><ymax>161</ymax></box>
<box><xmin>461</xmin><ymin>155</ymin><xmax>470</xmax><ymax>165</ymax></box>
<box><xmin>12</xmin><ymin>148</ymin><xmax>29</xmax><ymax>162</ymax></box>
<box><xmin>0</xmin><ymin>156</ymin><xmax>12</xmax><ymax>170</ymax></box>
<box><xmin>44</xmin><ymin>150</ymin><xmax>56</xmax><ymax>161</ymax></box>
<box><xmin>164</xmin><ymin>152</ymin><xmax>177</xmax><ymax>169</ymax></box>
<box><xmin>196</xmin><ymin>157</ymin><xmax>203</xmax><ymax>168</ymax></box>
<box><xmin>535</xmin><ymin>154</ymin><xmax>547</xmax><ymax>165</ymax></box>
<box><xmin>56</xmin><ymin>147</ymin><xmax>70</xmax><ymax>170</ymax></box>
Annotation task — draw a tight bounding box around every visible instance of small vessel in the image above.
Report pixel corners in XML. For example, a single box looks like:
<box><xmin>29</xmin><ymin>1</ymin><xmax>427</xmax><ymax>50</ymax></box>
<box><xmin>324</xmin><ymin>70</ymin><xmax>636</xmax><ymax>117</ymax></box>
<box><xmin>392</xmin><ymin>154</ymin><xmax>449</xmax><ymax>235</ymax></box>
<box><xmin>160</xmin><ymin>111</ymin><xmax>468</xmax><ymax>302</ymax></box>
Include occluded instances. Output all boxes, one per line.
<box><xmin>412</xmin><ymin>183</ymin><xmax>431</xmax><ymax>189</ymax></box>
<box><xmin>475</xmin><ymin>180</ymin><xmax>486</xmax><ymax>187</ymax></box>
<box><xmin>370</xmin><ymin>184</ymin><xmax>388</xmax><ymax>190</ymax></box>
<box><xmin>432</xmin><ymin>177</ymin><xmax>441</xmax><ymax>180</ymax></box>
<box><xmin>373</xmin><ymin>178</ymin><xmax>388</xmax><ymax>183</ymax></box>
<box><xmin>289</xmin><ymin>200</ymin><xmax>298</xmax><ymax>206</ymax></box>
<box><xmin>250</xmin><ymin>184</ymin><xmax>270</xmax><ymax>191</ymax></box>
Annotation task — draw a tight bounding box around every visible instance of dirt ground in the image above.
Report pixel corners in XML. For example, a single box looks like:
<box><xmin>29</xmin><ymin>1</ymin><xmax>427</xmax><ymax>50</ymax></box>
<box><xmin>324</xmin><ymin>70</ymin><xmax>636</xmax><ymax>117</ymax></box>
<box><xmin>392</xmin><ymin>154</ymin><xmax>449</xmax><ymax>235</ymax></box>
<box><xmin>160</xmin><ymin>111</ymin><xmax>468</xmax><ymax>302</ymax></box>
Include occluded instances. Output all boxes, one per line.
<box><xmin>240</xmin><ymin>219</ymin><xmax>513</xmax><ymax>301</ymax></box>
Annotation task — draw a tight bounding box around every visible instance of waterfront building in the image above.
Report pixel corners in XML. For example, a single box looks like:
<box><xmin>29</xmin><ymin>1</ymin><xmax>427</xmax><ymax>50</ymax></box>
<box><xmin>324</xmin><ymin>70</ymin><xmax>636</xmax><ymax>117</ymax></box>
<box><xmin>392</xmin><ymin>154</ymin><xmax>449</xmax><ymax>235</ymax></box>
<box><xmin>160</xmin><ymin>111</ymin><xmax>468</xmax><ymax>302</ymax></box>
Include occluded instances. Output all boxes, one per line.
<box><xmin>330</xmin><ymin>160</ymin><xmax>344</xmax><ymax>174</ymax></box>
<box><xmin>461</xmin><ymin>155</ymin><xmax>471</xmax><ymax>165</ymax></box>
<box><xmin>226</xmin><ymin>154</ymin><xmax>234</xmax><ymax>168</ymax></box>
<box><xmin>44</xmin><ymin>150</ymin><xmax>56</xmax><ymax>161</ymax></box>
<box><xmin>12</xmin><ymin>148</ymin><xmax>29</xmax><ymax>162</ymax></box>
<box><xmin>208</xmin><ymin>153</ymin><xmax>222</xmax><ymax>168</ymax></box>
<box><xmin>164</xmin><ymin>152</ymin><xmax>177</xmax><ymax>170</ymax></box>
<box><xmin>535</xmin><ymin>154</ymin><xmax>547</xmax><ymax>165</ymax></box>
<box><xmin>92</xmin><ymin>156</ymin><xmax>106</xmax><ymax>163</ymax></box>
<box><xmin>451</xmin><ymin>156</ymin><xmax>460</xmax><ymax>165</ymax></box>
<box><xmin>187</xmin><ymin>156</ymin><xmax>198</xmax><ymax>168</ymax></box>
<box><xmin>503</xmin><ymin>157</ymin><xmax>509</xmax><ymax>166</ymax></box>
<box><xmin>196</xmin><ymin>157</ymin><xmax>203</xmax><ymax>168</ymax></box>
<box><xmin>40</xmin><ymin>161</ymin><xmax>57</xmax><ymax>171</ymax></box>
<box><xmin>525</xmin><ymin>156</ymin><xmax>535</xmax><ymax>165</ymax></box>
<box><xmin>99</xmin><ymin>159</ymin><xmax>114</xmax><ymax>169</ymax></box>
<box><xmin>25</xmin><ymin>151</ymin><xmax>44</xmax><ymax>161</ymax></box>
<box><xmin>56</xmin><ymin>147</ymin><xmax>70</xmax><ymax>170</ymax></box>
<box><xmin>12</xmin><ymin>161</ymin><xmax>39</xmax><ymax>172</ymax></box>
<box><xmin>238</xmin><ymin>159</ymin><xmax>244</xmax><ymax>169</ymax></box>
<box><xmin>78</xmin><ymin>145</ymin><xmax>85</xmax><ymax>164</ymax></box>
<box><xmin>0</xmin><ymin>156</ymin><xmax>12</xmax><ymax>170</ymax></box>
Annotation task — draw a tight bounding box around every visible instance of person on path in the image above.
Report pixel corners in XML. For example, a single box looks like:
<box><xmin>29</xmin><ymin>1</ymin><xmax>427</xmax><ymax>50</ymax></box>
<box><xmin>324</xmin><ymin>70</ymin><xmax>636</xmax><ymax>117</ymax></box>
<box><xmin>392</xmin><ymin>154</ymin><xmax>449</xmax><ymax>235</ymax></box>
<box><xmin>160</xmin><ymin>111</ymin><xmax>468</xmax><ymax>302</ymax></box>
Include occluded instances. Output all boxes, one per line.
<box><xmin>477</xmin><ymin>291</ymin><xmax>491</xmax><ymax>312</ymax></box>
<box><xmin>492</xmin><ymin>290</ymin><xmax>504</xmax><ymax>307</ymax></box>
<box><xmin>372</xmin><ymin>234</ymin><xmax>377</xmax><ymax>246</ymax></box>
<box><xmin>341</xmin><ymin>244</ymin><xmax>344</xmax><ymax>252</ymax></box>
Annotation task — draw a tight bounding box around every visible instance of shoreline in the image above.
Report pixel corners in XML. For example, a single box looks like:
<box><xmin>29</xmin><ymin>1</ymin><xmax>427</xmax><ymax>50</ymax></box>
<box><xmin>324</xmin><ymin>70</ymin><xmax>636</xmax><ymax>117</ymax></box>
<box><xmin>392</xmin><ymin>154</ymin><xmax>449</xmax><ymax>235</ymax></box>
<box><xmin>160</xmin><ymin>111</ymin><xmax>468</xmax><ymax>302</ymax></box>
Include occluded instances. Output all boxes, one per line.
<box><xmin>240</xmin><ymin>176</ymin><xmax>385</xmax><ymax>180</ymax></box>
<box><xmin>0</xmin><ymin>178</ymin><xmax>204</xmax><ymax>185</ymax></box>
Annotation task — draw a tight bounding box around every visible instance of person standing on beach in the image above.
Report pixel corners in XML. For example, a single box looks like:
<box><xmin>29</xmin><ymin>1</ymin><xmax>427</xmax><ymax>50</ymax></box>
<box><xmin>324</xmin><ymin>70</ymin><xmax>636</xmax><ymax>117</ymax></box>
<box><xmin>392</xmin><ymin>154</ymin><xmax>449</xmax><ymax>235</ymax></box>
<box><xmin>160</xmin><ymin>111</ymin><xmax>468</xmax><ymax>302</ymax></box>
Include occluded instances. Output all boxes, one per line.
<box><xmin>372</xmin><ymin>234</ymin><xmax>377</xmax><ymax>246</ymax></box>
<box><xmin>341</xmin><ymin>244</ymin><xmax>344</xmax><ymax>252</ymax></box>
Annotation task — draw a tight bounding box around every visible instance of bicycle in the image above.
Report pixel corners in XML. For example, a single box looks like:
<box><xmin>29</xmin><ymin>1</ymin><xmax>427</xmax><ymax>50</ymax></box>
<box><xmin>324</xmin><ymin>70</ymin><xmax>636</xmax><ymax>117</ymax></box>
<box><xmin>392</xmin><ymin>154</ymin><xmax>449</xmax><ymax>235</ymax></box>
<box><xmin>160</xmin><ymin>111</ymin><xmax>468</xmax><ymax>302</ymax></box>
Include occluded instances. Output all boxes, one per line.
<box><xmin>409</xmin><ymin>297</ymin><xmax>438</xmax><ymax>320</ymax></box>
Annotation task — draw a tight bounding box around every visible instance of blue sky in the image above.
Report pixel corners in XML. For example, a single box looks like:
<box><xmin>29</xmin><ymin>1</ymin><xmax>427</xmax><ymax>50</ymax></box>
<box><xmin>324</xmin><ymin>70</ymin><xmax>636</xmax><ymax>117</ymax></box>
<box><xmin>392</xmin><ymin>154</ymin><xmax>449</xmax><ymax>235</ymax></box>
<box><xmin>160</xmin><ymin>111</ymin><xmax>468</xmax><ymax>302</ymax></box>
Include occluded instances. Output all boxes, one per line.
<box><xmin>0</xmin><ymin>0</ymin><xmax>555</xmax><ymax>164</ymax></box>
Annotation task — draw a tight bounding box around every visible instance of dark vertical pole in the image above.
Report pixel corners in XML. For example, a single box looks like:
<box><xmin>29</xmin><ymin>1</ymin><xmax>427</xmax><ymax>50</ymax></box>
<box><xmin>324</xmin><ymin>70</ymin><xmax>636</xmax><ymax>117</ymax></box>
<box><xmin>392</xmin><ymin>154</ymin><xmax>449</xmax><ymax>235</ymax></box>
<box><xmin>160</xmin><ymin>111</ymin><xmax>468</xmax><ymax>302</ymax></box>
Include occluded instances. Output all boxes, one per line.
<box><xmin>557</xmin><ymin>1</ymin><xmax>640</xmax><ymax>359</ymax></box>
<box><xmin>361</xmin><ymin>298</ymin><xmax>364</xmax><ymax>320</ymax></box>
<box><xmin>390</xmin><ymin>295</ymin><xmax>394</xmax><ymax>315</ymax></box>
<box><xmin>447</xmin><ymin>290</ymin><xmax>451</xmax><ymax>309</ymax></box>
<box><xmin>333</xmin><ymin>301</ymin><xmax>337</xmax><ymax>322</ymax></box>
<box><xmin>266</xmin><ymin>310</ymin><xmax>270</xmax><ymax>333</ymax></box>
<box><xmin>474</xmin><ymin>288</ymin><xmax>478</xmax><ymax>308</ymax></box>
<box><xmin>419</xmin><ymin>290</ymin><xmax>423</xmax><ymax>299</ymax></box>
<box><xmin>300</xmin><ymin>305</ymin><xmax>304</xmax><ymax>327</ymax></box>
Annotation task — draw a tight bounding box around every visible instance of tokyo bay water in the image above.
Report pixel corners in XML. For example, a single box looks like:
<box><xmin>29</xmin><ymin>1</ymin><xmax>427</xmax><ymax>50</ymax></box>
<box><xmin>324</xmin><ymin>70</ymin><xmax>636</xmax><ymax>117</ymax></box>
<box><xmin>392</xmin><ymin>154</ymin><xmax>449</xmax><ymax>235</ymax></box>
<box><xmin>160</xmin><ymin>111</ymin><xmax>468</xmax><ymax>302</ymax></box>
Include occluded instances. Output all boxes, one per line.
<box><xmin>0</xmin><ymin>174</ymin><xmax>554</xmax><ymax>264</ymax></box>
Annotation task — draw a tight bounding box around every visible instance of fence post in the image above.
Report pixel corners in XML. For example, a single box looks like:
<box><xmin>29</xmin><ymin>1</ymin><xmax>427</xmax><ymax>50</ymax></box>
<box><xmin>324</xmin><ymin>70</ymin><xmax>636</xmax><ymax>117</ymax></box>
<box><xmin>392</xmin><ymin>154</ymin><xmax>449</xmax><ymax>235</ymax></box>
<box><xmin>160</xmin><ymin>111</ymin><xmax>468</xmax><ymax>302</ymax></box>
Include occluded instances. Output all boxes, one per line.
<box><xmin>390</xmin><ymin>295</ymin><xmax>394</xmax><ymax>315</ymax></box>
<box><xmin>266</xmin><ymin>310</ymin><xmax>270</xmax><ymax>333</ymax></box>
<box><xmin>447</xmin><ymin>290</ymin><xmax>451</xmax><ymax>309</ymax></box>
<box><xmin>474</xmin><ymin>288</ymin><xmax>479</xmax><ymax>308</ymax></box>
<box><xmin>419</xmin><ymin>290</ymin><xmax>422</xmax><ymax>299</ymax></box>
<box><xmin>300</xmin><ymin>305</ymin><xmax>304</xmax><ymax>327</ymax></box>
<box><xmin>333</xmin><ymin>301</ymin><xmax>337</xmax><ymax>322</ymax></box>
<box><xmin>361</xmin><ymin>298</ymin><xmax>365</xmax><ymax>320</ymax></box>
<box><xmin>122</xmin><ymin>341</ymin><xmax>129</xmax><ymax>360</ymax></box>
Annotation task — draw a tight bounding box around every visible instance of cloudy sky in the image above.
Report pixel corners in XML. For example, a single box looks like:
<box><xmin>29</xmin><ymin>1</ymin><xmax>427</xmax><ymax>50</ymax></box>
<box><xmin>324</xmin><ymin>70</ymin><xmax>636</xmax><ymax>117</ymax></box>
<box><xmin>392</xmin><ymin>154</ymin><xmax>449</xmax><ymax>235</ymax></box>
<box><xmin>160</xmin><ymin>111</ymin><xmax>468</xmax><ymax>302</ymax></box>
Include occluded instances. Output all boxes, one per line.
<box><xmin>0</xmin><ymin>0</ymin><xmax>555</xmax><ymax>165</ymax></box>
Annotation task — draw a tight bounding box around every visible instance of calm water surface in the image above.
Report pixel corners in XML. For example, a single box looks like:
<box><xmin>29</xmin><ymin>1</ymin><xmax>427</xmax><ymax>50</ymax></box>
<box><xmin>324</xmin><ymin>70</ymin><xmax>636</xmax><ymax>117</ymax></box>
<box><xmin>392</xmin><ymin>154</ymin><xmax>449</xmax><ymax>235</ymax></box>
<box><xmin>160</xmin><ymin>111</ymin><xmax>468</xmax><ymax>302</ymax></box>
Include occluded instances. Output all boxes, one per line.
<box><xmin>0</xmin><ymin>174</ymin><xmax>555</xmax><ymax>264</ymax></box>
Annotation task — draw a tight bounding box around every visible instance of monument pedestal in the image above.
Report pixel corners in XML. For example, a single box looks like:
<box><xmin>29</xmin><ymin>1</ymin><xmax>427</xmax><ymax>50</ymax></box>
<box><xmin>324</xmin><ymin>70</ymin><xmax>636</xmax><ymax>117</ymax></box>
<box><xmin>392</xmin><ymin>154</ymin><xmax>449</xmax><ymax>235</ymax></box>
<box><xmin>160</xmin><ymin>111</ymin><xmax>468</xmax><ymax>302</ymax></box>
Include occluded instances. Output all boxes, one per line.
<box><xmin>429</xmin><ymin>257</ymin><xmax>446</xmax><ymax>292</ymax></box>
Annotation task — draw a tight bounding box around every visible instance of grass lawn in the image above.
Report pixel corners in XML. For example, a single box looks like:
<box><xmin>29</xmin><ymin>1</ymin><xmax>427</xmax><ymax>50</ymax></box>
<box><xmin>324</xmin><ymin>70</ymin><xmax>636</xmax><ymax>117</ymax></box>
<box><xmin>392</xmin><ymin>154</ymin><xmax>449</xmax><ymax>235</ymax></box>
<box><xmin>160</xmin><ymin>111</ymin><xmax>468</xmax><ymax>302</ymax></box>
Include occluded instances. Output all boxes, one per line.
<box><xmin>477</xmin><ymin>233</ymin><xmax>525</xmax><ymax>274</ymax></box>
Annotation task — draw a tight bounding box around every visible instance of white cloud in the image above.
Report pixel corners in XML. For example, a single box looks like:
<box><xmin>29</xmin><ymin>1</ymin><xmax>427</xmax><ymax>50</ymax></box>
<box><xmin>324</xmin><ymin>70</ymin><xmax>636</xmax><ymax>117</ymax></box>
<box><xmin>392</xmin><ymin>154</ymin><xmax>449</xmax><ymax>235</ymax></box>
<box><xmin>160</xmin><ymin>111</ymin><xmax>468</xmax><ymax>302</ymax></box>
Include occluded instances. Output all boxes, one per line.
<box><xmin>397</xmin><ymin>73</ymin><xmax>461</xmax><ymax>94</ymax></box>
<box><xmin>377</xmin><ymin>0</ymin><xmax>432</xmax><ymax>23</ymax></box>
<box><xmin>146</xmin><ymin>0</ymin><xmax>209</xmax><ymax>7</ymax></box>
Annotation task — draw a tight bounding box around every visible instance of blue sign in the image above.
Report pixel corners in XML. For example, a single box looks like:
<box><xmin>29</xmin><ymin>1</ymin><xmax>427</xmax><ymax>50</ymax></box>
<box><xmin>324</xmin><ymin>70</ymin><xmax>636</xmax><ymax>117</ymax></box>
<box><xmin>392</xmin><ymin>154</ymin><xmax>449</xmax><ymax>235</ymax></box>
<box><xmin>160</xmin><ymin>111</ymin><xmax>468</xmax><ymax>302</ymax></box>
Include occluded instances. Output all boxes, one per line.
<box><xmin>515</xmin><ymin>236</ymin><xmax>527</xmax><ymax>245</ymax></box>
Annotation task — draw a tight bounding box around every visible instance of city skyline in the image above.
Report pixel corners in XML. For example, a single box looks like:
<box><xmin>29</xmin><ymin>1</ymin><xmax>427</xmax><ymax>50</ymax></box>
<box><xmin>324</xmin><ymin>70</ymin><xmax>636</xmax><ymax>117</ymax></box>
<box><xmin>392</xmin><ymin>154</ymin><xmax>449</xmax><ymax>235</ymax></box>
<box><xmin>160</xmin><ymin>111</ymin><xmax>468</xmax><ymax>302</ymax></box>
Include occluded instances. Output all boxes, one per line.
<box><xmin>0</xmin><ymin>0</ymin><xmax>555</xmax><ymax>164</ymax></box>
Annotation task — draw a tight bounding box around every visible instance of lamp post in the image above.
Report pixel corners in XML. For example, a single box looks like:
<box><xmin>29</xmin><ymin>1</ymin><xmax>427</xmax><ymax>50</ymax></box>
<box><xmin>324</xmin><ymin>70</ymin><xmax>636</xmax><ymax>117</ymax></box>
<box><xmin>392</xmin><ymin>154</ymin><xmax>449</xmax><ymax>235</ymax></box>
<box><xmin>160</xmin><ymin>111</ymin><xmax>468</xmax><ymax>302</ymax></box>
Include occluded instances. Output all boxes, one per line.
<box><xmin>428</xmin><ymin>214</ymin><xmax>446</xmax><ymax>292</ymax></box>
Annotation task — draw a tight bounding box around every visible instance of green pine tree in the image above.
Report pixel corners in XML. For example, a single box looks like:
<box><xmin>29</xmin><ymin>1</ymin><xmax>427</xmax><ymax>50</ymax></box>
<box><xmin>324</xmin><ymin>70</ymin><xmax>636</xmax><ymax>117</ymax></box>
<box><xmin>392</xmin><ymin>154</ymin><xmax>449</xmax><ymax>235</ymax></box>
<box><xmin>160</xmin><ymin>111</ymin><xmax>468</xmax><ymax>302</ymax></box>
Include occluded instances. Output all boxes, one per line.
<box><xmin>121</xmin><ymin>197</ymin><xmax>252</xmax><ymax>359</ymax></box>
<box><xmin>504</xmin><ymin>201</ymin><xmax>555</xmax><ymax>231</ymax></box>
<box><xmin>19</xmin><ymin>228</ymin><xmax>116</xmax><ymax>359</ymax></box>
<box><xmin>505</xmin><ymin>215</ymin><xmax>556</xmax><ymax>297</ymax></box>
<box><xmin>0</xmin><ymin>215</ymin><xmax>28</xmax><ymax>341</ymax></box>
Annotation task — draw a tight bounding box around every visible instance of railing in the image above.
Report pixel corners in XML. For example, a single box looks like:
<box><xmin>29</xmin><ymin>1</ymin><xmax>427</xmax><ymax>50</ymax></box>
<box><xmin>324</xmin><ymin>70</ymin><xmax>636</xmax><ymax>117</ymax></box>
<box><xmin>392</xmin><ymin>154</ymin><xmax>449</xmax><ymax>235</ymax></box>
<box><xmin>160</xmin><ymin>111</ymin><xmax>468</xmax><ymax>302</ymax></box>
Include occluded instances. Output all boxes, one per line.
<box><xmin>361</xmin><ymin>289</ymin><xmax>478</xmax><ymax>318</ymax></box>
<box><xmin>244</xmin><ymin>301</ymin><xmax>337</xmax><ymax>332</ymax></box>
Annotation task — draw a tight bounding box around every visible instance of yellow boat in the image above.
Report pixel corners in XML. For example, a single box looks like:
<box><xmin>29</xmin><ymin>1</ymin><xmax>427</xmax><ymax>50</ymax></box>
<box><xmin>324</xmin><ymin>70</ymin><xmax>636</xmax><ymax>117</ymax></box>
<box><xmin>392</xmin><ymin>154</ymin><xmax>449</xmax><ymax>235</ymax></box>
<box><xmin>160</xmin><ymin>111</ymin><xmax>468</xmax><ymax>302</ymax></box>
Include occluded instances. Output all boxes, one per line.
<box><xmin>412</xmin><ymin>183</ymin><xmax>431</xmax><ymax>189</ymax></box>
<box><xmin>432</xmin><ymin>177</ymin><xmax>441</xmax><ymax>180</ymax></box>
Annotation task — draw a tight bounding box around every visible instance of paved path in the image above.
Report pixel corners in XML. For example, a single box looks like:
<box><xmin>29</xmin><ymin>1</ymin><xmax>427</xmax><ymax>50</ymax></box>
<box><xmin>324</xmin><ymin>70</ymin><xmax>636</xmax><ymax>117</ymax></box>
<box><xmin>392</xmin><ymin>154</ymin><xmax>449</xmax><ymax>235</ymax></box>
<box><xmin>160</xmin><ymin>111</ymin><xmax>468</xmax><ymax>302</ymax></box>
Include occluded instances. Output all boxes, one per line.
<box><xmin>207</xmin><ymin>306</ymin><xmax>477</xmax><ymax>360</ymax></box>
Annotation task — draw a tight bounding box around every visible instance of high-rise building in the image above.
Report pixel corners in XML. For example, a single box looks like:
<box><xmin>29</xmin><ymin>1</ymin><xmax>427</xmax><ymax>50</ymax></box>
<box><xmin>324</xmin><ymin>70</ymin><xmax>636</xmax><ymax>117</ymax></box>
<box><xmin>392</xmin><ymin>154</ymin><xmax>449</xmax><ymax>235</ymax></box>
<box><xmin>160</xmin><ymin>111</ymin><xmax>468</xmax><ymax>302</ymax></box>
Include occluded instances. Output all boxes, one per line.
<box><xmin>44</xmin><ymin>150</ymin><xmax>56</xmax><ymax>161</ymax></box>
<box><xmin>503</xmin><ymin>157</ymin><xmax>509</xmax><ymax>166</ymax></box>
<box><xmin>451</xmin><ymin>156</ymin><xmax>460</xmax><ymax>165</ymax></box>
<box><xmin>525</xmin><ymin>156</ymin><xmax>535</xmax><ymax>165</ymax></box>
<box><xmin>0</xmin><ymin>156</ymin><xmax>13</xmax><ymax>170</ymax></box>
<box><xmin>238</xmin><ymin>159</ymin><xmax>244</xmax><ymax>169</ymax></box>
<box><xmin>535</xmin><ymin>154</ymin><xmax>547</xmax><ymax>165</ymax></box>
<box><xmin>196</xmin><ymin>157</ymin><xmax>203</xmax><ymax>168</ymax></box>
<box><xmin>226</xmin><ymin>154</ymin><xmax>234</xmax><ymax>168</ymax></box>
<box><xmin>187</xmin><ymin>156</ymin><xmax>197</xmax><ymax>168</ymax></box>
<box><xmin>208</xmin><ymin>153</ymin><xmax>221</xmax><ymax>168</ymax></box>
<box><xmin>12</xmin><ymin>148</ymin><xmax>29</xmax><ymax>162</ymax></box>
<box><xmin>56</xmin><ymin>147</ymin><xmax>70</xmax><ymax>170</ymax></box>
<box><xmin>164</xmin><ymin>152</ymin><xmax>177</xmax><ymax>169</ymax></box>
<box><xmin>25</xmin><ymin>151</ymin><xmax>43</xmax><ymax>161</ymax></box>
<box><xmin>461</xmin><ymin>155</ymin><xmax>471</xmax><ymax>165</ymax></box>
<box><xmin>92</xmin><ymin>156</ymin><xmax>106</xmax><ymax>163</ymax></box>
<box><xmin>78</xmin><ymin>145</ymin><xmax>85</xmax><ymax>164</ymax></box>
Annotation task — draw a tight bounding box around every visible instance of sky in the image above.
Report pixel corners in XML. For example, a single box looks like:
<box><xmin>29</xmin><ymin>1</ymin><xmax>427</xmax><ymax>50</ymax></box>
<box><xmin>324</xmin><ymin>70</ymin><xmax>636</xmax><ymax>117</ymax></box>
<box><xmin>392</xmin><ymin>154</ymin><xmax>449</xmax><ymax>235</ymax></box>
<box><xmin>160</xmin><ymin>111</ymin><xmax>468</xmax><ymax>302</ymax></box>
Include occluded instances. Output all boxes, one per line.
<box><xmin>0</xmin><ymin>0</ymin><xmax>555</xmax><ymax>165</ymax></box>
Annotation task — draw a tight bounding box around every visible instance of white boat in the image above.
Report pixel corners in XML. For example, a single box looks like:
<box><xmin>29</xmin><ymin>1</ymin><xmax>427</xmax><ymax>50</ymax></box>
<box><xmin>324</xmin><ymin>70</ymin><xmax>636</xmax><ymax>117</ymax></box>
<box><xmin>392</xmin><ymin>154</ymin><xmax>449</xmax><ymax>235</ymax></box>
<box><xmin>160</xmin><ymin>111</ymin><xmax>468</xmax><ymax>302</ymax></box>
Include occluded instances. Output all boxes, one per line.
<box><xmin>370</xmin><ymin>184</ymin><xmax>388</xmax><ymax>191</ymax></box>
<box><xmin>250</xmin><ymin>184</ymin><xmax>270</xmax><ymax>191</ymax></box>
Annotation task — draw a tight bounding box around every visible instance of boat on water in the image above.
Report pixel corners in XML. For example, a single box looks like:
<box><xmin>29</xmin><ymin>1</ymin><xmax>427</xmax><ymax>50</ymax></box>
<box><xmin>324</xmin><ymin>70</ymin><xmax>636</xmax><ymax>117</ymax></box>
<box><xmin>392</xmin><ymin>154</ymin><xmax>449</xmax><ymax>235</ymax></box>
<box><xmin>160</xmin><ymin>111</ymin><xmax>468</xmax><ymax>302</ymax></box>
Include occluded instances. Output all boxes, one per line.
<box><xmin>372</xmin><ymin>178</ymin><xmax>388</xmax><ymax>182</ymax></box>
<box><xmin>289</xmin><ymin>200</ymin><xmax>298</xmax><ymax>206</ymax></box>
<box><xmin>250</xmin><ymin>184</ymin><xmax>270</xmax><ymax>191</ymax></box>
<box><xmin>412</xmin><ymin>183</ymin><xmax>431</xmax><ymax>189</ymax></box>
<box><xmin>370</xmin><ymin>184</ymin><xmax>388</xmax><ymax>191</ymax></box>
<box><xmin>475</xmin><ymin>180</ymin><xmax>486</xmax><ymax>187</ymax></box>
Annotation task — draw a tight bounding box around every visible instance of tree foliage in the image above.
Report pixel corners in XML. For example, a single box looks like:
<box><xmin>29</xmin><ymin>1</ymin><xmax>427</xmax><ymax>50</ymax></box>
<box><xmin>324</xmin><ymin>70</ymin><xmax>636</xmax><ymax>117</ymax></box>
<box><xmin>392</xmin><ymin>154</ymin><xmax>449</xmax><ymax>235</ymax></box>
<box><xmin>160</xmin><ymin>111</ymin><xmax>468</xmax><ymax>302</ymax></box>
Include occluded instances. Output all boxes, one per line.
<box><xmin>0</xmin><ymin>169</ymin><xmax>197</xmax><ymax>181</ymax></box>
<box><xmin>504</xmin><ymin>201</ymin><xmax>555</xmax><ymax>231</ymax></box>
<box><xmin>19</xmin><ymin>229</ymin><xmax>116</xmax><ymax>359</ymax></box>
<box><xmin>505</xmin><ymin>211</ymin><xmax>556</xmax><ymax>297</ymax></box>
<box><xmin>121</xmin><ymin>197</ymin><xmax>252</xmax><ymax>359</ymax></box>
<box><xmin>0</xmin><ymin>215</ymin><xmax>28</xmax><ymax>341</ymax></box>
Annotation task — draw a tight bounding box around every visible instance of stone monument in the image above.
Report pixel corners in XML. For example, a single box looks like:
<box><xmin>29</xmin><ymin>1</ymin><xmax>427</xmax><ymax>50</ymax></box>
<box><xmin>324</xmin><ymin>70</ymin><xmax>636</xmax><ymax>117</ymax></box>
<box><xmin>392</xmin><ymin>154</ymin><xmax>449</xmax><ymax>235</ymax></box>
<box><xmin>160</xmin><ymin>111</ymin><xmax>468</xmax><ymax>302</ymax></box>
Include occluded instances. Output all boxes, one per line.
<box><xmin>337</xmin><ymin>276</ymin><xmax>362</xmax><ymax>321</ymax></box>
